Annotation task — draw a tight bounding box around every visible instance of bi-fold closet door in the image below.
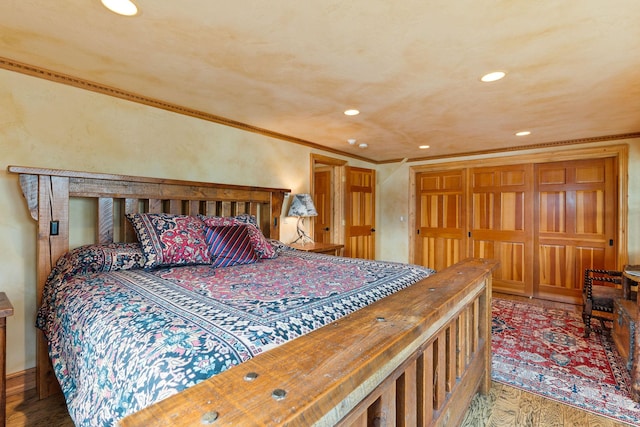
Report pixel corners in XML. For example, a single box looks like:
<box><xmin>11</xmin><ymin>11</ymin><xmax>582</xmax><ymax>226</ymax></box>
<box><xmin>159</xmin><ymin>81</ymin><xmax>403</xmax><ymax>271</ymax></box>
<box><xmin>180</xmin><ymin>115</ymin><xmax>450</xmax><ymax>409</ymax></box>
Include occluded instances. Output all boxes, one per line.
<box><xmin>534</xmin><ymin>158</ymin><xmax>617</xmax><ymax>302</ymax></box>
<box><xmin>469</xmin><ymin>164</ymin><xmax>534</xmax><ymax>297</ymax></box>
<box><xmin>414</xmin><ymin>157</ymin><xmax>617</xmax><ymax>303</ymax></box>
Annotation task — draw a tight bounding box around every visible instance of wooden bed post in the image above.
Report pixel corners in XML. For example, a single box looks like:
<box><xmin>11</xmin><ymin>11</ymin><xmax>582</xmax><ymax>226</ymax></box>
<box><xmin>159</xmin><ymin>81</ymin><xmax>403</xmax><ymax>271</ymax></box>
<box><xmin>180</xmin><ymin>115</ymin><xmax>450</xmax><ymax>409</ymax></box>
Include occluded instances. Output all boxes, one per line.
<box><xmin>17</xmin><ymin>174</ymin><xmax>70</xmax><ymax>398</ymax></box>
<box><xmin>269</xmin><ymin>191</ymin><xmax>284</xmax><ymax>239</ymax></box>
<box><xmin>37</xmin><ymin>175</ymin><xmax>69</xmax><ymax>398</ymax></box>
<box><xmin>480</xmin><ymin>271</ymin><xmax>493</xmax><ymax>394</ymax></box>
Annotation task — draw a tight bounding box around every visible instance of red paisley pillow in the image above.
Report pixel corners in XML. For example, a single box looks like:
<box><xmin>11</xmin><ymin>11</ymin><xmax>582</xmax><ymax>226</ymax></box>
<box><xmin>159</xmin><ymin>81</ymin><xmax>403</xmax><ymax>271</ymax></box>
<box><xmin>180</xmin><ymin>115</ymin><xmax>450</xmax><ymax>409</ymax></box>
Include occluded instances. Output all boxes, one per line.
<box><xmin>126</xmin><ymin>213</ymin><xmax>211</xmax><ymax>268</ymax></box>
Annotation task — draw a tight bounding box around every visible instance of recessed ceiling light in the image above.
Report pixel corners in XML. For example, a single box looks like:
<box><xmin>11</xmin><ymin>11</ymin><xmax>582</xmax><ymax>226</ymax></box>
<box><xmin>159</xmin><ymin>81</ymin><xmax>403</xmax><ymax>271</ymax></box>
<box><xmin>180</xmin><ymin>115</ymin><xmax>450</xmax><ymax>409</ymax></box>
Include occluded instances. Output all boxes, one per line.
<box><xmin>101</xmin><ymin>0</ymin><xmax>138</xmax><ymax>16</ymax></box>
<box><xmin>344</xmin><ymin>109</ymin><xmax>360</xmax><ymax>116</ymax></box>
<box><xmin>515</xmin><ymin>131</ymin><xmax>531</xmax><ymax>136</ymax></box>
<box><xmin>481</xmin><ymin>71</ymin><xmax>506</xmax><ymax>82</ymax></box>
<box><xmin>419</xmin><ymin>145</ymin><xmax>430</xmax><ymax>149</ymax></box>
<box><xmin>347</xmin><ymin>138</ymin><xmax>357</xmax><ymax>145</ymax></box>
<box><xmin>358</xmin><ymin>143</ymin><xmax>368</xmax><ymax>148</ymax></box>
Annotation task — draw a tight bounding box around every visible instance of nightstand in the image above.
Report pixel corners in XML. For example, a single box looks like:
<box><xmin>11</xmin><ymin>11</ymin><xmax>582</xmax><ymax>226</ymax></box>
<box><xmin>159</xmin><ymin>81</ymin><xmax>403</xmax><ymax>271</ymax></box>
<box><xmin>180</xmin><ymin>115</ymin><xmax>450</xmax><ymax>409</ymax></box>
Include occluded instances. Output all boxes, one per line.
<box><xmin>0</xmin><ymin>293</ymin><xmax>13</xmax><ymax>427</ymax></box>
<box><xmin>289</xmin><ymin>242</ymin><xmax>344</xmax><ymax>256</ymax></box>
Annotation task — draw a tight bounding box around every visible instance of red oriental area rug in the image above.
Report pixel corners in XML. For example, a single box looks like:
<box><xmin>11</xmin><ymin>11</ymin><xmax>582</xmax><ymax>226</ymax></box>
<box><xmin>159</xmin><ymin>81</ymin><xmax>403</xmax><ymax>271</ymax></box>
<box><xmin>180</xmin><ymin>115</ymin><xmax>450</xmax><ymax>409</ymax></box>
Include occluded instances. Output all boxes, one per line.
<box><xmin>492</xmin><ymin>297</ymin><xmax>640</xmax><ymax>425</ymax></box>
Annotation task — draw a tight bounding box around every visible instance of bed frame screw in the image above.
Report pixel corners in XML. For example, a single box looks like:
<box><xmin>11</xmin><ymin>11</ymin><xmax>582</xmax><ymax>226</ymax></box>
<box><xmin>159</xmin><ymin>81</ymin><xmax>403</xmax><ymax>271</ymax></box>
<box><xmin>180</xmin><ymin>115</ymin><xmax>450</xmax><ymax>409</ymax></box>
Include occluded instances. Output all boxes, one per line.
<box><xmin>272</xmin><ymin>389</ymin><xmax>287</xmax><ymax>400</ymax></box>
<box><xmin>244</xmin><ymin>372</ymin><xmax>259</xmax><ymax>381</ymax></box>
<box><xmin>201</xmin><ymin>411</ymin><xmax>219</xmax><ymax>424</ymax></box>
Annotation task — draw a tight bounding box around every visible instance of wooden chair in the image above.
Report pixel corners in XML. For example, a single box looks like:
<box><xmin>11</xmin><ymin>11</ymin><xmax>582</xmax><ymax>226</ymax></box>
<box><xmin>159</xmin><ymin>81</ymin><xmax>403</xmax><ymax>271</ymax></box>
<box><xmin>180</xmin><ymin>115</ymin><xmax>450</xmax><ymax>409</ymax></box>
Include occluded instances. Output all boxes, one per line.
<box><xmin>582</xmin><ymin>268</ymin><xmax>634</xmax><ymax>337</ymax></box>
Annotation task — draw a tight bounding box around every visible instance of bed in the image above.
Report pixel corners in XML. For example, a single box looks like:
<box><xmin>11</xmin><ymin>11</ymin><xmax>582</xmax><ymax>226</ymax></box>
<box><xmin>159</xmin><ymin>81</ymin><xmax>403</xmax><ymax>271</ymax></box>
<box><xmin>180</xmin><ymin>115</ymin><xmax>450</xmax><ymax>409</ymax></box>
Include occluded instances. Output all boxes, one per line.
<box><xmin>9</xmin><ymin>165</ymin><xmax>497</xmax><ymax>426</ymax></box>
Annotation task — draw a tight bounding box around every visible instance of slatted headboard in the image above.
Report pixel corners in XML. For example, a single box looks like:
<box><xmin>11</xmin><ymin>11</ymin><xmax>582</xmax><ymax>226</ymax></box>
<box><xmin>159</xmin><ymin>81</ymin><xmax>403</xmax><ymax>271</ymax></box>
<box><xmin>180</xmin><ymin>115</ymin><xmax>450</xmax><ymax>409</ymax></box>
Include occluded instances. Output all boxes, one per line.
<box><xmin>8</xmin><ymin>165</ymin><xmax>290</xmax><ymax>398</ymax></box>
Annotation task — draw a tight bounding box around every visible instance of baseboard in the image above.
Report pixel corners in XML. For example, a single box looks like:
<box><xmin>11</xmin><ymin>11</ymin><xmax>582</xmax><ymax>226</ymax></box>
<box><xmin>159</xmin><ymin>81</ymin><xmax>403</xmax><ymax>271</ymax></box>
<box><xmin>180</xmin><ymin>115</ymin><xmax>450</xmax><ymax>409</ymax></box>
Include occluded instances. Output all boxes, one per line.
<box><xmin>6</xmin><ymin>368</ymin><xmax>36</xmax><ymax>396</ymax></box>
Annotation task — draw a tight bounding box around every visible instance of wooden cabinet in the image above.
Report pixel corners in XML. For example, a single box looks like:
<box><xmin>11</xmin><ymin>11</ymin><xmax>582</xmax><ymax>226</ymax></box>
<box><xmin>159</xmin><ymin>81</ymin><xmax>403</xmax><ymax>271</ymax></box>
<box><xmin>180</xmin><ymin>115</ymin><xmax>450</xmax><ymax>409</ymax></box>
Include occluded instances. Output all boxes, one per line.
<box><xmin>289</xmin><ymin>242</ymin><xmax>344</xmax><ymax>256</ymax></box>
<box><xmin>613</xmin><ymin>298</ymin><xmax>635</xmax><ymax>371</ymax></box>
<box><xmin>0</xmin><ymin>293</ymin><xmax>13</xmax><ymax>427</ymax></box>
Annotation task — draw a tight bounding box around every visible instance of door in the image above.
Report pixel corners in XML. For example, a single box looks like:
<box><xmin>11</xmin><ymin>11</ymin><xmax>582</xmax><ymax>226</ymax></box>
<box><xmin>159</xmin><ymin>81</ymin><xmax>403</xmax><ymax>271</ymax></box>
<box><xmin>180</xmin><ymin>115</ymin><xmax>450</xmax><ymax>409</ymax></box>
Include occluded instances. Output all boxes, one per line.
<box><xmin>415</xmin><ymin>169</ymin><xmax>467</xmax><ymax>271</ymax></box>
<box><xmin>345</xmin><ymin>166</ymin><xmax>375</xmax><ymax>259</ymax></box>
<box><xmin>470</xmin><ymin>164</ymin><xmax>534</xmax><ymax>296</ymax></box>
<box><xmin>535</xmin><ymin>158</ymin><xmax>617</xmax><ymax>302</ymax></box>
<box><xmin>313</xmin><ymin>167</ymin><xmax>332</xmax><ymax>243</ymax></box>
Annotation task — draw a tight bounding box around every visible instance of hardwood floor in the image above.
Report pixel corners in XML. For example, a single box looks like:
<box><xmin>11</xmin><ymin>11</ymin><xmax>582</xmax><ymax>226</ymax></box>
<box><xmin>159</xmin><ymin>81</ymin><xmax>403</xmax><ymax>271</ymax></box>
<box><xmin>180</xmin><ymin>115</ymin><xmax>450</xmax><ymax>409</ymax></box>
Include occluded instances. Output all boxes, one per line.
<box><xmin>7</xmin><ymin>389</ymin><xmax>73</xmax><ymax>427</ymax></box>
<box><xmin>6</xmin><ymin>293</ymin><xmax>633</xmax><ymax>426</ymax></box>
<box><xmin>463</xmin><ymin>381</ymin><xmax>631</xmax><ymax>427</ymax></box>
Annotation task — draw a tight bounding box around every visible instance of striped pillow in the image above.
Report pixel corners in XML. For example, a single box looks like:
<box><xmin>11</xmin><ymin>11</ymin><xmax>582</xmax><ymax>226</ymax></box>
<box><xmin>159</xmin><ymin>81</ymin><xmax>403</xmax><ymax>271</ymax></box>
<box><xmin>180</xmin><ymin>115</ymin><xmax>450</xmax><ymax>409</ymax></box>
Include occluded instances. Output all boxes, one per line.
<box><xmin>205</xmin><ymin>225</ymin><xmax>258</xmax><ymax>267</ymax></box>
<box><xmin>199</xmin><ymin>215</ymin><xmax>277</xmax><ymax>259</ymax></box>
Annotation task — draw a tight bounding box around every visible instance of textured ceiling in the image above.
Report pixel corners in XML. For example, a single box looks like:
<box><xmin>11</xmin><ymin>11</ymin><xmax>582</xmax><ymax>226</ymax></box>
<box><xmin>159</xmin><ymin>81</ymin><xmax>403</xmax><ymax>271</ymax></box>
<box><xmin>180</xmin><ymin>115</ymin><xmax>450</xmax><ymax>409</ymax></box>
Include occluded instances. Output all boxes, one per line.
<box><xmin>1</xmin><ymin>0</ymin><xmax>639</xmax><ymax>162</ymax></box>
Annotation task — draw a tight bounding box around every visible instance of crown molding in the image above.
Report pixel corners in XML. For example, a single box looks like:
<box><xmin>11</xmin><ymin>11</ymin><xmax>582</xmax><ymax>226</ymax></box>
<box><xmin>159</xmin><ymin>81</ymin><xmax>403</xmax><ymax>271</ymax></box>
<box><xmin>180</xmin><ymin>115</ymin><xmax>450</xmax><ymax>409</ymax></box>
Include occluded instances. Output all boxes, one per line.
<box><xmin>0</xmin><ymin>57</ymin><xmax>376</xmax><ymax>164</ymax></box>
<box><xmin>402</xmin><ymin>132</ymin><xmax>640</xmax><ymax>163</ymax></box>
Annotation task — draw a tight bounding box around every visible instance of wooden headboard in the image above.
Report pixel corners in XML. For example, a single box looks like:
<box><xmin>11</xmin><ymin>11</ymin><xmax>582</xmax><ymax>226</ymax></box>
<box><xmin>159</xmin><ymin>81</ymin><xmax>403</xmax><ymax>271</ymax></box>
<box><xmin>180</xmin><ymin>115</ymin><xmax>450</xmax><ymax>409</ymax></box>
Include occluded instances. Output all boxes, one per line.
<box><xmin>8</xmin><ymin>165</ymin><xmax>290</xmax><ymax>398</ymax></box>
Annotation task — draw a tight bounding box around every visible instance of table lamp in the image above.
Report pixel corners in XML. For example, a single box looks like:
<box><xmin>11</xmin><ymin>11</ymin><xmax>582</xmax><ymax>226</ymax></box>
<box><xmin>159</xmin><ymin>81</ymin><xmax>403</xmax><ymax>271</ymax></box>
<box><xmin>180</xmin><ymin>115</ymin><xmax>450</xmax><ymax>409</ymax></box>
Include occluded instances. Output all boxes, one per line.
<box><xmin>287</xmin><ymin>193</ymin><xmax>318</xmax><ymax>245</ymax></box>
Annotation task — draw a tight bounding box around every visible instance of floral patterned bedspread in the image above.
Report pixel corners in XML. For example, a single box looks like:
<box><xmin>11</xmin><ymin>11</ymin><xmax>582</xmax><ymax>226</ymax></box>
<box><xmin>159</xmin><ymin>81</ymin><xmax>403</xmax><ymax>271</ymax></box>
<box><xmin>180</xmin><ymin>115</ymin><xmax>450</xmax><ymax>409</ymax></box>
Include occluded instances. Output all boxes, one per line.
<box><xmin>38</xmin><ymin>246</ymin><xmax>434</xmax><ymax>426</ymax></box>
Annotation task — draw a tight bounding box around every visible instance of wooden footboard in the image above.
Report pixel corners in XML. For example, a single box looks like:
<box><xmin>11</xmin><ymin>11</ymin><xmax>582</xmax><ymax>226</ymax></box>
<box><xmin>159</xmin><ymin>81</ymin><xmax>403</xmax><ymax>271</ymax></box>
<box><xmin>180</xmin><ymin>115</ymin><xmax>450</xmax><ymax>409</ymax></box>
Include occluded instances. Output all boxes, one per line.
<box><xmin>121</xmin><ymin>258</ymin><xmax>497</xmax><ymax>427</ymax></box>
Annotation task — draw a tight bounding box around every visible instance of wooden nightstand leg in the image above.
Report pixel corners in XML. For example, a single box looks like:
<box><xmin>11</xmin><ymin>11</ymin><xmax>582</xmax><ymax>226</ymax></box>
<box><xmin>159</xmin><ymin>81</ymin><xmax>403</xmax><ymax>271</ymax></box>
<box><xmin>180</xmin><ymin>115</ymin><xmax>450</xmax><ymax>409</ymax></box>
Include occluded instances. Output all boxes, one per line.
<box><xmin>633</xmin><ymin>294</ymin><xmax>640</xmax><ymax>402</ymax></box>
<box><xmin>0</xmin><ymin>317</ymin><xmax>6</xmax><ymax>427</ymax></box>
<box><xmin>0</xmin><ymin>293</ymin><xmax>14</xmax><ymax>427</ymax></box>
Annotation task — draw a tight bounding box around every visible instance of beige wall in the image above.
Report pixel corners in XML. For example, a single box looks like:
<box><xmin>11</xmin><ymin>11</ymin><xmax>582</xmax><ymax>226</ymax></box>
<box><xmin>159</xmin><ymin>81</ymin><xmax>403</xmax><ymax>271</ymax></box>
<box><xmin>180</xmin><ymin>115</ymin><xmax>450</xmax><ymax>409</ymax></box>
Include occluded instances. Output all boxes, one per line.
<box><xmin>2</xmin><ymin>66</ymin><xmax>639</xmax><ymax>378</ymax></box>
<box><xmin>0</xmin><ymin>69</ymin><xmax>370</xmax><ymax>374</ymax></box>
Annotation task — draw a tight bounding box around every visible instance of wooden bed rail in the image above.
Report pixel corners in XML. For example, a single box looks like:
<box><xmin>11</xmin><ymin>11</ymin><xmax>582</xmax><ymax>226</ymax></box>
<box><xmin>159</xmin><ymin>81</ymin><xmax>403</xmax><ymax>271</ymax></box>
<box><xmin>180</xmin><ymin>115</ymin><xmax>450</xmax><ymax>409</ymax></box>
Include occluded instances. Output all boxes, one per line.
<box><xmin>121</xmin><ymin>258</ymin><xmax>497</xmax><ymax>427</ymax></box>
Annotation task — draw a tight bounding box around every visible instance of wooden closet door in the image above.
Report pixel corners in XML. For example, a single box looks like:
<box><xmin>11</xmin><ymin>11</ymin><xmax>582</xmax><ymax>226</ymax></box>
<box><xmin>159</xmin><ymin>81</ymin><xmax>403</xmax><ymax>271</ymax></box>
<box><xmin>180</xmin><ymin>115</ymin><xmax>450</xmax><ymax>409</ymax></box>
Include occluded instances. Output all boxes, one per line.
<box><xmin>415</xmin><ymin>169</ymin><xmax>466</xmax><ymax>271</ymax></box>
<box><xmin>313</xmin><ymin>168</ymin><xmax>332</xmax><ymax>243</ymax></box>
<box><xmin>345</xmin><ymin>166</ymin><xmax>375</xmax><ymax>259</ymax></box>
<box><xmin>535</xmin><ymin>158</ymin><xmax>617</xmax><ymax>302</ymax></box>
<box><xmin>470</xmin><ymin>165</ymin><xmax>534</xmax><ymax>296</ymax></box>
